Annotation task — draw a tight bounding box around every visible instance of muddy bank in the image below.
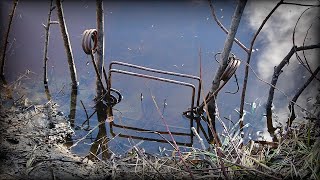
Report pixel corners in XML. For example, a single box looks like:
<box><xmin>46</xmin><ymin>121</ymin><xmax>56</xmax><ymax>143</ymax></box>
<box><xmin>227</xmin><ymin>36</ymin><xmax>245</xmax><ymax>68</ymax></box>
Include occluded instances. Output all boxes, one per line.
<box><xmin>0</xmin><ymin>85</ymin><xmax>191</xmax><ymax>180</ymax></box>
<box><xmin>0</xmin><ymin>96</ymin><xmax>115</xmax><ymax>179</ymax></box>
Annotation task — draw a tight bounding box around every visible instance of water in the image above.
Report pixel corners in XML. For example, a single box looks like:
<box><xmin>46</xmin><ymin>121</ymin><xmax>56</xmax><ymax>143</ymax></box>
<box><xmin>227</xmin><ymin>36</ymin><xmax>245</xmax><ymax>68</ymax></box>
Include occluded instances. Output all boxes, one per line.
<box><xmin>2</xmin><ymin>0</ymin><xmax>313</xmax><ymax>159</ymax></box>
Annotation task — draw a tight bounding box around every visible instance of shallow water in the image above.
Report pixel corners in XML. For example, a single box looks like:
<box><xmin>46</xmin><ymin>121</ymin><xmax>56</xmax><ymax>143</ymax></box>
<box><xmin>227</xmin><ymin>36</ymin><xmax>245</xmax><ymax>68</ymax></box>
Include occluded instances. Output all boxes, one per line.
<box><xmin>2</xmin><ymin>0</ymin><xmax>311</xmax><ymax>159</ymax></box>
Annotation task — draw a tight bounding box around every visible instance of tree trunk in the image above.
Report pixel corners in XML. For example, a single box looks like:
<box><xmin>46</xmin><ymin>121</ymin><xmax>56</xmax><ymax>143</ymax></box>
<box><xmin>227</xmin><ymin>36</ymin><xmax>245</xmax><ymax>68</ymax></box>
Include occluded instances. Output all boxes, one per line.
<box><xmin>96</xmin><ymin>0</ymin><xmax>105</xmax><ymax>99</ymax></box>
<box><xmin>56</xmin><ymin>0</ymin><xmax>78</xmax><ymax>89</ymax></box>
<box><xmin>0</xmin><ymin>0</ymin><xmax>19</xmax><ymax>82</ymax></box>
<box><xmin>206</xmin><ymin>0</ymin><xmax>247</xmax><ymax>142</ymax></box>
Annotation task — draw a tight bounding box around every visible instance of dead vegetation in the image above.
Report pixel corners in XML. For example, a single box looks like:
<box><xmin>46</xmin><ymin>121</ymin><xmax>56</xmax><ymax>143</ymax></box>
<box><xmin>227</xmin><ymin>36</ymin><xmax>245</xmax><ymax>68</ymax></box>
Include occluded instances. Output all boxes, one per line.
<box><xmin>1</xmin><ymin>79</ymin><xmax>319</xmax><ymax>179</ymax></box>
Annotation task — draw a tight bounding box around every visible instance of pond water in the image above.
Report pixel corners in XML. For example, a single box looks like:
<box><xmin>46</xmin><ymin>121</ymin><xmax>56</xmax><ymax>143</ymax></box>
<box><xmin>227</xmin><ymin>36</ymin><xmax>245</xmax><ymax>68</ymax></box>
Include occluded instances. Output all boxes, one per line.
<box><xmin>1</xmin><ymin>0</ymin><xmax>313</xmax><ymax>159</ymax></box>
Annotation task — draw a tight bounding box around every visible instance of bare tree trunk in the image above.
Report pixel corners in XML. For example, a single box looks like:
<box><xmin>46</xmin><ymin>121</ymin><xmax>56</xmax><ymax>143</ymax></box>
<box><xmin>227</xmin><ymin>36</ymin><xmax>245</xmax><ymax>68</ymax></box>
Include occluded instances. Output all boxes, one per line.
<box><xmin>0</xmin><ymin>0</ymin><xmax>19</xmax><ymax>83</ymax></box>
<box><xmin>43</xmin><ymin>0</ymin><xmax>55</xmax><ymax>86</ymax></box>
<box><xmin>56</xmin><ymin>0</ymin><xmax>78</xmax><ymax>89</ymax></box>
<box><xmin>206</xmin><ymin>0</ymin><xmax>247</xmax><ymax>142</ymax></box>
<box><xmin>287</xmin><ymin>65</ymin><xmax>320</xmax><ymax>127</ymax></box>
<box><xmin>266</xmin><ymin>44</ymin><xmax>320</xmax><ymax>135</ymax></box>
<box><xmin>96</xmin><ymin>0</ymin><xmax>105</xmax><ymax>99</ymax></box>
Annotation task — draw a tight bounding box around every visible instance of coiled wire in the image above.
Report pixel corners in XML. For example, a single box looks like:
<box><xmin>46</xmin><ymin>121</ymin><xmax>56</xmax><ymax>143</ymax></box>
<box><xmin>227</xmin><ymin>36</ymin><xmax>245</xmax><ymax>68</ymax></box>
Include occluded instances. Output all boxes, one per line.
<box><xmin>81</xmin><ymin>29</ymin><xmax>122</xmax><ymax>107</ymax></box>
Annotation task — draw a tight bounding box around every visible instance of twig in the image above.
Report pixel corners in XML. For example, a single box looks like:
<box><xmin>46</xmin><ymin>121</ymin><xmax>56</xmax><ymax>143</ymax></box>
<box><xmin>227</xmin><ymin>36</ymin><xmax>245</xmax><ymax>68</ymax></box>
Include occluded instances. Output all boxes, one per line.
<box><xmin>56</xmin><ymin>0</ymin><xmax>78</xmax><ymax>89</ymax></box>
<box><xmin>205</xmin><ymin>2</ymin><xmax>247</xmax><ymax>159</ymax></box>
<box><xmin>302</xmin><ymin>19</ymin><xmax>318</xmax><ymax>77</ymax></box>
<box><xmin>149</xmin><ymin>88</ymin><xmax>194</xmax><ymax>179</ymax></box>
<box><xmin>239</xmin><ymin>0</ymin><xmax>284</xmax><ymax>127</ymax></box>
<box><xmin>95</xmin><ymin>0</ymin><xmax>105</xmax><ymax>98</ymax></box>
<box><xmin>282</xmin><ymin>2</ymin><xmax>320</xmax><ymax>7</ymax></box>
<box><xmin>292</xmin><ymin>7</ymin><xmax>320</xmax><ymax>82</ymax></box>
<box><xmin>0</xmin><ymin>0</ymin><xmax>19</xmax><ymax>80</ymax></box>
<box><xmin>266</xmin><ymin>44</ymin><xmax>320</xmax><ymax>134</ymax></box>
<box><xmin>80</xmin><ymin>100</ymin><xmax>89</xmax><ymax>120</ymax></box>
<box><xmin>43</xmin><ymin>0</ymin><xmax>55</xmax><ymax>85</ymax></box>
<box><xmin>287</xmin><ymin>65</ymin><xmax>320</xmax><ymax>127</ymax></box>
<box><xmin>207</xmin><ymin>0</ymin><xmax>250</xmax><ymax>53</ymax></box>
<box><xmin>240</xmin><ymin>59</ymin><xmax>316</xmax><ymax>119</ymax></box>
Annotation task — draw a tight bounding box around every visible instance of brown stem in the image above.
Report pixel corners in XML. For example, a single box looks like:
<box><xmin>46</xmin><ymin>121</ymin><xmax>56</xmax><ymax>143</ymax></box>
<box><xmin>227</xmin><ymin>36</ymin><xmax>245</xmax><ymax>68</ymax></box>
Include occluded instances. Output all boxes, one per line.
<box><xmin>43</xmin><ymin>0</ymin><xmax>54</xmax><ymax>85</ymax></box>
<box><xmin>287</xmin><ymin>65</ymin><xmax>320</xmax><ymax>127</ymax></box>
<box><xmin>266</xmin><ymin>44</ymin><xmax>320</xmax><ymax>134</ymax></box>
<box><xmin>282</xmin><ymin>2</ymin><xmax>320</xmax><ymax>7</ymax></box>
<box><xmin>206</xmin><ymin>0</ymin><xmax>247</xmax><ymax>145</ymax></box>
<box><xmin>207</xmin><ymin>0</ymin><xmax>249</xmax><ymax>53</ymax></box>
<box><xmin>0</xmin><ymin>0</ymin><xmax>19</xmax><ymax>81</ymax></box>
<box><xmin>239</xmin><ymin>0</ymin><xmax>283</xmax><ymax>128</ymax></box>
<box><xmin>56</xmin><ymin>0</ymin><xmax>78</xmax><ymax>89</ymax></box>
<box><xmin>96</xmin><ymin>0</ymin><xmax>105</xmax><ymax>98</ymax></box>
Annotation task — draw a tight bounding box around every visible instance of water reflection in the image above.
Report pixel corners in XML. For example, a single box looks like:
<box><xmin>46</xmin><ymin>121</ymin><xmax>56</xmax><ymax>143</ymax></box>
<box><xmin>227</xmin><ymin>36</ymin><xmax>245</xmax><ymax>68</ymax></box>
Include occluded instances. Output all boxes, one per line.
<box><xmin>44</xmin><ymin>85</ymin><xmax>51</xmax><ymax>101</ymax></box>
<box><xmin>87</xmin><ymin>102</ymin><xmax>111</xmax><ymax>161</ymax></box>
<box><xmin>69</xmin><ymin>88</ymin><xmax>78</xmax><ymax>128</ymax></box>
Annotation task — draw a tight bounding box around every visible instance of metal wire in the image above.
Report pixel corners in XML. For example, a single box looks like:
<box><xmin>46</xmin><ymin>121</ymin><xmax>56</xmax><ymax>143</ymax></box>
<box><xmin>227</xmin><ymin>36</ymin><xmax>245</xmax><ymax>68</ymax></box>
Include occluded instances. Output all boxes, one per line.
<box><xmin>81</xmin><ymin>29</ymin><xmax>122</xmax><ymax>107</ymax></box>
<box><xmin>82</xmin><ymin>29</ymin><xmax>98</xmax><ymax>54</ymax></box>
<box><xmin>109</xmin><ymin>61</ymin><xmax>202</xmax><ymax>106</ymax></box>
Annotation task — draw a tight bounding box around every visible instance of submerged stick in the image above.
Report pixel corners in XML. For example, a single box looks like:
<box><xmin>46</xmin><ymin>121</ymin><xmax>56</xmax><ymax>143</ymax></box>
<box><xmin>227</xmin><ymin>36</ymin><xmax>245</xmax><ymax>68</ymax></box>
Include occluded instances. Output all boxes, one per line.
<box><xmin>0</xmin><ymin>0</ymin><xmax>19</xmax><ymax>82</ymax></box>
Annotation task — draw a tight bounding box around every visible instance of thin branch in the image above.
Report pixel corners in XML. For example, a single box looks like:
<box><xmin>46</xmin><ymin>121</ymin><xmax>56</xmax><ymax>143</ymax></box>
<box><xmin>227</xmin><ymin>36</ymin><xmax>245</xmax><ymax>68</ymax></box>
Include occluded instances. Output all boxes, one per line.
<box><xmin>0</xmin><ymin>0</ymin><xmax>19</xmax><ymax>81</ymax></box>
<box><xmin>302</xmin><ymin>19</ymin><xmax>318</xmax><ymax>75</ymax></box>
<box><xmin>43</xmin><ymin>0</ymin><xmax>54</xmax><ymax>85</ymax></box>
<box><xmin>282</xmin><ymin>2</ymin><xmax>320</xmax><ymax>7</ymax></box>
<box><xmin>206</xmin><ymin>0</ymin><xmax>247</xmax><ymax>148</ymax></box>
<box><xmin>292</xmin><ymin>6</ymin><xmax>320</xmax><ymax>82</ymax></box>
<box><xmin>149</xmin><ymin>90</ymin><xmax>194</xmax><ymax>179</ymax></box>
<box><xmin>287</xmin><ymin>65</ymin><xmax>320</xmax><ymax>127</ymax></box>
<box><xmin>56</xmin><ymin>0</ymin><xmax>78</xmax><ymax>89</ymax></box>
<box><xmin>239</xmin><ymin>0</ymin><xmax>283</xmax><ymax>126</ymax></box>
<box><xmin>80</xmin><ymin>100</ymin><xmax>89</xmax><ymax>120</ymax></box>
<box><xmin>96</xmin><ymin>0</ymin><xmax>105</xmax><ymax>98</ymax></box>
<box><xmin>240</xmin><ymin>58</ymin><xmax>316</xmax><ymax>118</ymax></box>
<box><xmin>208</xmin><ymin>0</ymin><xmax>249</xmax><ymax>53</ymax></box>
<box><xmin>266</xmin><ymin>44</ymin><xmax>320</xmax><ymax>134</ymax></box>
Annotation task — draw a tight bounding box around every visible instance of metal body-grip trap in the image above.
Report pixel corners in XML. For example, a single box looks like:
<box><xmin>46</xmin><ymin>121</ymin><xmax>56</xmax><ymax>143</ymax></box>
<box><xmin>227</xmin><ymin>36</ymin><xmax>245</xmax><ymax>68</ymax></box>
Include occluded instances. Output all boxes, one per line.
<box><xmin>107</xmin><ymin>61</ymin><xmax>202</xmax><ymax>145</ymax></box>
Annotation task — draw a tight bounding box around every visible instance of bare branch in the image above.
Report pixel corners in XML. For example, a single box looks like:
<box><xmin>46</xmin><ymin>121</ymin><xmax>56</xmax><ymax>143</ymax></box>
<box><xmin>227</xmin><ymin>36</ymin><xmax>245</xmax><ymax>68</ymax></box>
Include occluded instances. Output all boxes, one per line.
<box><xmin>0</xmin><ymin>0</ymin><xmax>19</xmax><ymax>82</ymax></box>
<box><xmin>239</xmin><ymin>0</ymin><xmax>283</xmax><ymax>123</ymax></box>
<box><xmin>56</xmin><ymin>0</ymin><xmax>78</xmax><ymax>89</ymax></box>
<box><xmin>287</xmin><ymin>65</ymin><xmax>320</xmax><ymax>127</ymax></box>
<box><xmin>266</xmin><ymin>44</ymin><xmax>320</xmax><ymax>133</ymax></box>
<box><xmin>292</xmin><ymin>6</ymin><xmax>320</xmax><ymax>82</ymax></box>
<box><xmin>207</xmin><ymin>0</ymin><xmax>250</xmax><ymax>53</ymax></box>
<box><xmin>282</xmin><ymin>2</ymin><xmax>320</xmax><ymax>7</ymax></box>
<box><xmin>206</xmin><ymin>0</ymin><xmax>247</xmax><ymax>147</ymax></box>
<box><xmin>96</xmin><ymin>0</ymin><xmax>105</xmax><ymax>98</ymax></box>
<box><xmin>43</xmin><ymin>0</ymin><xmax>54</xmax><ymax>85</ymax></box>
